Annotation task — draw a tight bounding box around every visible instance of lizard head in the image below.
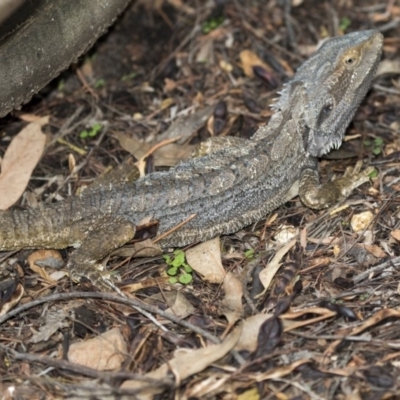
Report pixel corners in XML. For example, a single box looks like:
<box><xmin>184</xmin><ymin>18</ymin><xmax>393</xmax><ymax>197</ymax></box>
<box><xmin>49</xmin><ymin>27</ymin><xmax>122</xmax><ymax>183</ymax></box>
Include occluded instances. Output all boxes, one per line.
<box><xmin>302</xmin><ymin>30</ymin><xmax>383</xmax><ymax>157</ymax></box>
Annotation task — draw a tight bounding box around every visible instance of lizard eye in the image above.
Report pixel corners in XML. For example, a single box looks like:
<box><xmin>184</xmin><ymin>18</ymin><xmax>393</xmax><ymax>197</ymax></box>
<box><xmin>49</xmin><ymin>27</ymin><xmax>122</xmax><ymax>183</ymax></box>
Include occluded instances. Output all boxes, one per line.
<box><xmin>343</xmin><ymin>52</ymin><xmax>360</xmax><ymax>68</ymax></box>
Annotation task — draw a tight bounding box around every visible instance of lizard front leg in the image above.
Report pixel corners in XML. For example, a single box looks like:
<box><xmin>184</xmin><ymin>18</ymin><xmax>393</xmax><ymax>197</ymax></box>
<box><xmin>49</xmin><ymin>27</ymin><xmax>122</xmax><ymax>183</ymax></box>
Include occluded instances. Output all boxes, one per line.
<box><xmin>299</xmin><ymin>160</ymin><xmax>374</xmax><ymax>210</ymax></box>
<box><xmin>67</xmin><ymin>215</ymin><xmax>136</xmax><ymax>292</ymax></box>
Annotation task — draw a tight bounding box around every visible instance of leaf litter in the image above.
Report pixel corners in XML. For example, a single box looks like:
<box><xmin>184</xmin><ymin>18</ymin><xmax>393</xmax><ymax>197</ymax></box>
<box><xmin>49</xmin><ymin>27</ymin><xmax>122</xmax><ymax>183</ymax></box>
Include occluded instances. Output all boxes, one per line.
<box><xmin>0</xmin><ymin>1</ymin><xmax>400</xmax><ymax>399</ymax></box>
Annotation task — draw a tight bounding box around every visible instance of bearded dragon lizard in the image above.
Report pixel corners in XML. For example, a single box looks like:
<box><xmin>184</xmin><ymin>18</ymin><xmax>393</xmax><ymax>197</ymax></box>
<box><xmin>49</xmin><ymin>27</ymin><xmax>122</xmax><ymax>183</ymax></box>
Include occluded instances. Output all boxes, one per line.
<box><xmin>0</xmin><ymin>30</ymin><xmax>383</xmax><ymax>291</ymax></box>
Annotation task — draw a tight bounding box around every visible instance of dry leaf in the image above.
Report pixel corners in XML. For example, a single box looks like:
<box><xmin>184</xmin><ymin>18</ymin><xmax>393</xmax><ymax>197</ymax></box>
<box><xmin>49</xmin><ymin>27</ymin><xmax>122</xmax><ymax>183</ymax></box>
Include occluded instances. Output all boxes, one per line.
<box><xmin>68</xmin><ymin>328</ymin><xmax>127</xmax><ymax>371</ymax></box>
<box><xmin>325</xmin><ymin>308</ymin><xmax>400</xmax><ymax>356</ymax></box>
<box><xmin>185</xmin><ymin>237</ymin><xmax>226</xmax><ymax>283</ymax></box>
<box><xmin>376</xmin><ymin>59</ymin><xmax>400</xmax><ymax>77</ymax></box>
<box><xmin>237</xmin><ymin>388</ymin><xmax>260</xmax><ymax>400</ymax></box>
<box><xmin>391</xmin><ymin>229</ymin><xmax>400</xmax><ymax>242</ymax></box>
<box><xmin>114</xmin><ymin>132</ymin><xmax>194</xmax><ymax>167</ymax></box>
<box><xmin>122</xmin><ymin>277</ymin><xmax>169</xmax><ymax>293</ymax></box>
<box><xmin>219</xmin><ymin>272</ymin><xmax>244</xmax><ymax>325</ymax></box>
<box><xmin>29</xmin><ymin>309</ymin><xmax>68</xmax><ymax>343</ymax></box>
<box><xmin>362</xmin><ymin>244</ymin><xmax>387</xmax><ymax>258</ymax></box>
<box><xmin>185</xmin><ymin>374</ymin><xmax>231</xmax><ymax>399</ymax></box>
<box><xmin>147</xmin><ymin>291</ymin><xmax>195</xmax><ymax>320</ymax></box>
<box><xmin>281</xmin><ymin>307</ymin><xmax>337</xmax><ymax>331</ymax></box>
<box><xmin>157</xmin><ymin>105</ymin><xmax>214</xmax><ymax>143</ymax></box>
<box><xmin>121</xmin><ymin>323</ymin><xmax>242</xmax><ymax>399</ymax></box>
<box><xmin>0</xmin><ymin>284</ymin><xmax>24</xmax><ymax>317</ymax></box>
<box><xmin>252</xmin><ymin>359</ymin><xmax>310</xmax><ymax>381</ymax></box>
<box><xmin>0</xmin><ymin>117</ymin><xmax>47</xmax><ymax>209</ymax></box>
<box><xmin>27</xmin><ymin>250</ymin><xmax>64</xmax><ymax>284</ymax></box>
<box><xmin>234</xmin><ymin>314</ymin><xmax>273</xmax><ymax>352</ymax></box>
<box><xmin>239</xmin><ymin>50</ymin><xmax>272</xmax><ymax>77</ymax></box>
<box><xmin>196</xmin><ymin>39</ymin><xmax>214</xmax><ymax>63</ymax></box>
<box><xmin>259</xmin><ymin>239</ymin><xmax>296</xmax><ymax>291</ymax></box>
<box><xmin>164</xmin><ymin>291</ymin><xmax>195</xmax><ymax>319</ymax></box>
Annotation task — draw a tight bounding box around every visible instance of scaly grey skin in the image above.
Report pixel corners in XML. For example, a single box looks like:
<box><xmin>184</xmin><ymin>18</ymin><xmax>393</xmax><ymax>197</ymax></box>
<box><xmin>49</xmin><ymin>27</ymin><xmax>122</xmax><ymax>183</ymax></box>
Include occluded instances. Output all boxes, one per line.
<box><xmin>0</xmin><ymin>30</ymin><xmax>383</xmax><ymax>291</ymax></box>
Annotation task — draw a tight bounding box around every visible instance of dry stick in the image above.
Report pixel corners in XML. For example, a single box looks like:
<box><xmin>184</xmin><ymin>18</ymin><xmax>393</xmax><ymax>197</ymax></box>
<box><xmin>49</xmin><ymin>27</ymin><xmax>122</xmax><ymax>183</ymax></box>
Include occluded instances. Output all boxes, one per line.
<box><xmin>153</xmin><ymin>214</ymin><xmax>197</xmax><ymax>244</ymax></box>
<box><xmin>0</xmin><ymin>292</ymin><xmax>218</xmax><ymax>343</ymax></box>
<box><xmin>353</xmin><ymin>255</ymin><xmax>400</xmax><ymax>284</ymax></box>
<box><xmin>0</xmin><ymin>291</ymin><xmax>246</xmax><ymax>365</ymax></box>
<box><xmin>135</xmin><ymin>136</ymin><xmax>182</xmax><ymax>177</ymax></box>
<box><xmin>75</xmin><ymin>68</ymin><xmax>99</xmax><ymax>101</ymax></box>
<box><xmin>0</xmin><ymin>342</ymin><xmax>168</xmax><ymax>387</ymax></box>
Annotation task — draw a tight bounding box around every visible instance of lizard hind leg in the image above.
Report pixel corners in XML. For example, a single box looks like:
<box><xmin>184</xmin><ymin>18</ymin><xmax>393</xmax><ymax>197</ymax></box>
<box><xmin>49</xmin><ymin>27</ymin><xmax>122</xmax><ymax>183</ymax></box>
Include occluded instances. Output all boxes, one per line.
<box><xmin>67</xmin><ymin>215</ymin><xmax>136</xmax><ymax>292</ymax></box>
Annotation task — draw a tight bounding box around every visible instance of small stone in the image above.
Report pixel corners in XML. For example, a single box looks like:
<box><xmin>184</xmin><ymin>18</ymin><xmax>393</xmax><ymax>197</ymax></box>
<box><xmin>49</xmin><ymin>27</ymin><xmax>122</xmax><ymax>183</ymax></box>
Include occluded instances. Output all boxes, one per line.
<box><xmin>351</xmin><ymin>211</ymin><xmax>374</xmax><ymax>232</ymax></box>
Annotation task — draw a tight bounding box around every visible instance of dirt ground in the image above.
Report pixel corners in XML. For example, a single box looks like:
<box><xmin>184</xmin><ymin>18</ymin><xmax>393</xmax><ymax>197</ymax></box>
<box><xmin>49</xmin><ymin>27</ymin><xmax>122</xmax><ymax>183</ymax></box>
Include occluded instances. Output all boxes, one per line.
<box><xmin>1</xmin><ymin>0</ymin><xmax>400</xmax><ymax>398</ymax></box>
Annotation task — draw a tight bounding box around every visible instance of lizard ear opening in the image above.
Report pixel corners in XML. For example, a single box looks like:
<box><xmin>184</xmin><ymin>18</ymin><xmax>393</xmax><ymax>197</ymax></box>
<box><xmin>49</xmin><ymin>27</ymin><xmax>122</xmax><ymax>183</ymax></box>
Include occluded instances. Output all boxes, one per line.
<box><xmin>316</xmin><ymin>100</ymin><xmax>334</xmax><ymax>127</ymax></box>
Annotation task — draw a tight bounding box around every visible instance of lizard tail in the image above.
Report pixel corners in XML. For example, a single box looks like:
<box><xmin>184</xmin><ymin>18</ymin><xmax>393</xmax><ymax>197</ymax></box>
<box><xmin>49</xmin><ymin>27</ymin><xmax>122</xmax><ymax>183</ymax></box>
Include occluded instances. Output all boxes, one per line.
<box><xmin>0</xmin><ymin>205</ymin><xmax>68</xmax><ymax>250</ymax></box>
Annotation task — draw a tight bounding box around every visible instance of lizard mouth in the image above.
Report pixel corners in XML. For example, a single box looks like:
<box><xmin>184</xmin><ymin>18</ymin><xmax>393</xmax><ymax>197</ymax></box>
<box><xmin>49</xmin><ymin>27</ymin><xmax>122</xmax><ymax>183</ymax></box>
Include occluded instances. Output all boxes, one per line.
<box><xmin>307</xmin><ymin>127</ymin><xmax>343</xmax><ymax>158</ymax></box>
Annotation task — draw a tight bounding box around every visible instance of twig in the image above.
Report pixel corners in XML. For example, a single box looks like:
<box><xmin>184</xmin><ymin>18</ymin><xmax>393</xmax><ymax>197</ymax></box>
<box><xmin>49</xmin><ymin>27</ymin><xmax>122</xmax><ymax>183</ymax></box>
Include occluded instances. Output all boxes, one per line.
<box><xmin>0</xmin><ymin>342</ymin><xmax>167</xmax><ymax>386</ymax></box>
<box><xmin>353</xmin><ymin>256</ymin><xmax>400</xmax><ymax>284</ymax></box>
<box><xmin>153</xmin><ymin>214</ymin><xmax>197</xmax><ymax>244</ymax></box>
<box><xmin>0</xmin><ymin>291</ymin><xmax>219</xmax><ymax>343</ymax></box>
<box><xmin>0</xmin><ymin>291</ymin><xmax>246</xmax><ymax>365</ymax></box>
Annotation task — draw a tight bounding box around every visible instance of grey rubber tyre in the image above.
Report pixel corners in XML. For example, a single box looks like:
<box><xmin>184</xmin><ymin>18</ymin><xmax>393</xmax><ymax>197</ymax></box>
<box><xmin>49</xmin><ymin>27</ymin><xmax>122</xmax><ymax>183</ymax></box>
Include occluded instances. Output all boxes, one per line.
<box><xmin>0</xmin><ymin>0</ymin><xmax>132</xmax><ymax>117</ymax></box>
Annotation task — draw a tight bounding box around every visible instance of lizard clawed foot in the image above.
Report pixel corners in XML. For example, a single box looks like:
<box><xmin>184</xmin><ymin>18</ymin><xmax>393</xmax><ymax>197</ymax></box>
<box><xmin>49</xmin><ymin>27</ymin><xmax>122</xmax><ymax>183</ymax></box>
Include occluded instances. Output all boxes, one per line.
<box><xmin>333</xmin><ymin>161</ymin><xmax>375</xmax><ymax>198</ymax></box>
<box><xmin>300</xmin><ymin>161</ymin><xmax>375</xmax><ymax>209</ymax></box>
<box><xmin>69</xmin><ymin>263</ymin><xmax>125</xmax><ymax>296</ymax></box>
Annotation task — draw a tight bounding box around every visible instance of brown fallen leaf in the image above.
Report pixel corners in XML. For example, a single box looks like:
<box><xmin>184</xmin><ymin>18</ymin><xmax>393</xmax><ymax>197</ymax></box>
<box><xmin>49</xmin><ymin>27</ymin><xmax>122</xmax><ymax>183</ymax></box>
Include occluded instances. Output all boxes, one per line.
<box><xmin>121</xmin><ymin>323</ymin><xmax>242</xmax><ymax>399</ymax></box>
<box><xmin>157</xmin><ymin>105</ymin><xmax>214</xmax><ymax>143</ymax></box>
<box><xmin>376</xmin><ymin>59</ymin><xmax>400</xmax><ymax>77</ymax></box>
<box><xmin>391</xmin><ymin>229</ymin><xmax>400</xmax><ymax>242</ymax></box>
<box><xmin>258</xmin><ymin>239</ymin><xmax>296</xmax><ymax>292</ymax></box>
<box><xmin>325</xmin><ymin>308</ymin><xmax>400</xmax><ymax>356</ymax></box>
<box><xmin>234</xmin><ymin>314</ymin><xmax>274</xmax><ymax>352</ymax></box>
<box><xmin>114</xmin><ymin>131</ymin><xmax>194</xmax><ymax>167</ymax></box>
<box><xmin>185</xmin><ymin>237</ymin><xmax>226</xmax><ymax>283</ymax></box>
<box><xmin>148</xmin><ymin>291</ymin><xmax>195</xmax><ymax>320</ymax></box>
<box><xmin>219</xmin><ymin>272</ymin><xmax>244</xmax><ymax>326</ymax></box>
<box><xmin>361</xmin><ymin>244</ymin><xmax>387</xmax><ymax>259</ymax></box>
<box><xmin>122</xmin><ymin>277</ymin><xmax>170</xmax><ymax>293</ymax></box>
<box><xmin>0</xmin><ymin>117</ymin><xmax>47</xmax><ymax>210</ymax></box>
<box><xmin>239</xmin><ymin>50</ymin><xmax>273</xmax><ymax>78</ymax></box>
<box><xmin>29</xmin><ymin>309</ymin><xmax>68</xmax><ymax>343</ymax></box>
<box><xmin>281</xmin><ymin>307</ymin><xmax>337</xmax><ymax>331</ymax></box>
<box><xmin>0</xmin><ymin>284</ymin><xmax>24</xmax><ymax>317</ymax></box>
<box><xmin>68</xmin><ymin>327</ymin><xmax>127</xmax><ymax>371</ymax></box>
<box><xmin>27</xmin><ymin>250</ymin><xmax>64</xmax><ymax>285</ymax></box>
<box><xmin>251</xmin><ymin>359</ymin><xmax>310</xmax><ymax>381</ymax></box>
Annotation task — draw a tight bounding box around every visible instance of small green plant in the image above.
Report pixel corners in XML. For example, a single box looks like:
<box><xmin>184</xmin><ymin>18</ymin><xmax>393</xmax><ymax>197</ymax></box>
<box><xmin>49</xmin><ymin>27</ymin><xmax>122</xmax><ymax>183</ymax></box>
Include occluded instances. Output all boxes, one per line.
<box><xmin>164</xmin><ymin>250</ymin><xmax>193</xmax><ymax>284</ymax></box>
<box><xmin>368</xmin><ymin>169</ymin><xmax>379</xmax><ymax>179</ymax></box>
<box><xmin>359</xmin><ymin>293</ymin><xmax>369</xmax><ymax>301</ymax></box>
<box><xmin>202</xmin><ymin>16</ymin><xmax>224</xmax><ymax>34</ymax></box>
<box><xmin>121</xmin><ymin>72</ymin><xmax>137</xmax><ymax>82</ymax></box>
<box><xmin>364</xmin><ymin>137</ymin><xmax>384</xmax><ymax>156</ymax></box>
<box><xmin>57</xmin><ymin>79</ymin><xmax>65</xmax><ymax>91</ymax></box>
<box><xmin>244</xmin><ymin>248</ymin><xmax>255</xmax><ymax>259</ymax></box>
<box><xmin>94</xmin><ymin>78</ymin><xmax>106</xmax><ymax>88</ymax></box>
<box><xmin>79</xmin><ymin>123</ymin><xmax>102</xmax><ymax>139</ymax></box>
<box><xmin>339</xmin><ymin>16</ymin><xmax>351</xmax><ymax>32</ymax></box>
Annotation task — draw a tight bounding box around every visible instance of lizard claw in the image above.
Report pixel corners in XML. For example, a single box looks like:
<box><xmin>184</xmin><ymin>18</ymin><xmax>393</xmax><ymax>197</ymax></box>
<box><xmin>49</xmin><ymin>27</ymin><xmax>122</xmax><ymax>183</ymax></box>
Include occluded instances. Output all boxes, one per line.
<box><xmin>69</xmin><ymin>263</ymin><xmax>125</xmax><ymax>295</ymax></box>
<box><xmin>335</xmin><ymin>162</ymin><xmax>374</xmax><ymax>197</ymax></box>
